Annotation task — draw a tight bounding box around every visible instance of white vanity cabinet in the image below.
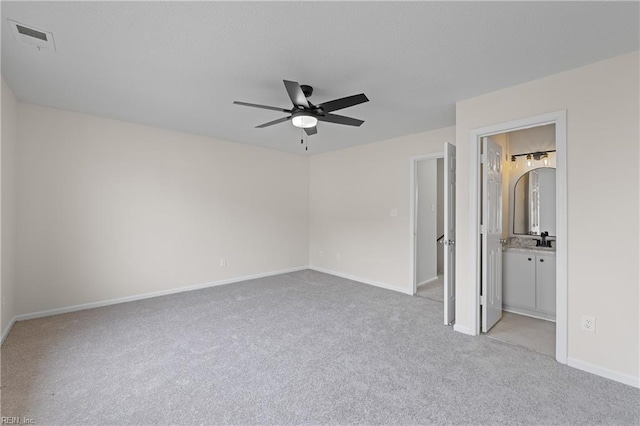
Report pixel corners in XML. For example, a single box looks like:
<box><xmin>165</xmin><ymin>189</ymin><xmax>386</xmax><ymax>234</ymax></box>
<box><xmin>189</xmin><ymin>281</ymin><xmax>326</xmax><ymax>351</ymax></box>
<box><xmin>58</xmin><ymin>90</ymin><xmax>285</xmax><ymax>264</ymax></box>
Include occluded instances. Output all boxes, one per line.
<box><xmin>503</xmin><ymin>252</ymin><xmax>536</xmax><ymax>310</ymax></box>
<box><xmin>503</xmin><ymin>249</ymin><xmax>556</xmax><ymax>321</ymax></box>
<box><xmin>535</xmin><ymin>253</ymin><xmax>556</xmax><ymax>315</ymax></box>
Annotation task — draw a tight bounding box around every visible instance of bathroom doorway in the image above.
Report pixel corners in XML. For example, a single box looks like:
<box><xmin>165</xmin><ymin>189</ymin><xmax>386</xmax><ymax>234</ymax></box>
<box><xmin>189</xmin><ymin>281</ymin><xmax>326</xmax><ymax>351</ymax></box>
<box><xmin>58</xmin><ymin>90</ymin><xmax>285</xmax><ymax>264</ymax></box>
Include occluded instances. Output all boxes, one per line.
<box><xmin>483</xmin><ymin>124</ymin><xmax>557</xmax><ymax>356</ymax></box>
<box><xmin>468</xmin><ymin>111</ymin><xmax>567</xmax><ymax>363</ymax></box>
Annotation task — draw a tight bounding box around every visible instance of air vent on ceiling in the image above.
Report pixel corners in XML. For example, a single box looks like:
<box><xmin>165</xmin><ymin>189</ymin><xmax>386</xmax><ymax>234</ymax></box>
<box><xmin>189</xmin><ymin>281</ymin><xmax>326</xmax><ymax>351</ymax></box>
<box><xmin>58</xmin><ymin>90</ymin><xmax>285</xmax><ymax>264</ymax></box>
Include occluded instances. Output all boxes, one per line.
<box><xmin>8</xmin><ymin>19</ymin><xmax>56</xmax><ymax>51</ymax></box>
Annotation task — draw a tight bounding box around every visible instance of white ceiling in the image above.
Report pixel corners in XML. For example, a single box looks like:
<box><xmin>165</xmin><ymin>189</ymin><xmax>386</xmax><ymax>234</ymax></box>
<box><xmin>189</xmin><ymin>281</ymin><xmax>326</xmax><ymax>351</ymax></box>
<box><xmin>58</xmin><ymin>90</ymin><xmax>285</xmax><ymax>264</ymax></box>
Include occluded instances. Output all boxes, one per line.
<box><xmin>2</xmin><ymin>2</ymin><xmax>638</xmax><ymax>154</ymax></box>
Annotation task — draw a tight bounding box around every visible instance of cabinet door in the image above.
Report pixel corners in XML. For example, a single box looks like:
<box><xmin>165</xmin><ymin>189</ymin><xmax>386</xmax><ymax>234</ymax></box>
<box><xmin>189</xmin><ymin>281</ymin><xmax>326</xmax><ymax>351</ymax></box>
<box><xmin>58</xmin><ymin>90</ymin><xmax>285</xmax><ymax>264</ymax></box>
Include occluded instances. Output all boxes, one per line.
<box><xmin>535</xmin><ymin>254</ymin><xmax>556</xmax><ymax>314</ymax></box>
<box><xmin>503</xmin><ymin>252</ymin><xmax>536</xmax><ymax>309</ymax></box>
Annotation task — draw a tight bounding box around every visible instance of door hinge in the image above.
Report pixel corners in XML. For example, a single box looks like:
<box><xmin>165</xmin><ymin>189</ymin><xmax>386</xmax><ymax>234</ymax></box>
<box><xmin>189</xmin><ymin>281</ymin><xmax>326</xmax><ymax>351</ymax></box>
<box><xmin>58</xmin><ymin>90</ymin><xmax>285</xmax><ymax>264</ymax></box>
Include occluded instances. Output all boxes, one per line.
<box><xmin>480</xmin><ymin>224</ymin><xmax>486</xmax><ymax>234</ymax></box>
<box><xmin>481</xmin><ymin>153</ymin><xmax>487</xmax><ymax>164</ymax></box>
<box><xmin>480</xmin><ymin>295</ymin><xmax>486</xmax><ymax>305</ymax></box>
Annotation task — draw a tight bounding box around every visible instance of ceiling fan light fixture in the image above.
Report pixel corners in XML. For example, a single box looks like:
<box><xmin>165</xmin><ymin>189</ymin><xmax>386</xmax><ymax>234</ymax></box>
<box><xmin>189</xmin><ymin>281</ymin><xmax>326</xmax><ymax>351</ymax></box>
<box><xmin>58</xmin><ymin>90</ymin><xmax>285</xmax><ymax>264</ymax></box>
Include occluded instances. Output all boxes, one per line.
<box><xmin>291</xmin><ymin>113</ymin><xmax>317</xmax><ymax>129</ymax></box>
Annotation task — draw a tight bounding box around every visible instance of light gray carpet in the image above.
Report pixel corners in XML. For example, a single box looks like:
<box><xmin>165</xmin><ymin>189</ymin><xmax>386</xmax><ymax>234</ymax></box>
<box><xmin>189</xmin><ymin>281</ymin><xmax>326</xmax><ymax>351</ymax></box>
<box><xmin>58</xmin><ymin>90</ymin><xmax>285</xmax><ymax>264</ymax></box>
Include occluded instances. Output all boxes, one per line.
<box><xmin>1</xmin><ymin>270</ymin><xmax>638</xmax><ymax>425</ymax></box>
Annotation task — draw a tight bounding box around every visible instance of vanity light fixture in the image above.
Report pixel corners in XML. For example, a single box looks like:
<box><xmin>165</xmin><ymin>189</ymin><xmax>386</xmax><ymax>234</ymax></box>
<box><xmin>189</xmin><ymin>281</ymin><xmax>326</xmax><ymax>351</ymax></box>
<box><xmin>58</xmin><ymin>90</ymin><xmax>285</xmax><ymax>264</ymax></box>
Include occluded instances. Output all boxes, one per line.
<box><xmin>510</xmin><ymin>155</ymin><xmax>518</xmax><ymax>170</ymax></box>
<box><xmin>510</xmin><ymin>150</ymin><xmax>556</xmax><ymax>168</ymax></box>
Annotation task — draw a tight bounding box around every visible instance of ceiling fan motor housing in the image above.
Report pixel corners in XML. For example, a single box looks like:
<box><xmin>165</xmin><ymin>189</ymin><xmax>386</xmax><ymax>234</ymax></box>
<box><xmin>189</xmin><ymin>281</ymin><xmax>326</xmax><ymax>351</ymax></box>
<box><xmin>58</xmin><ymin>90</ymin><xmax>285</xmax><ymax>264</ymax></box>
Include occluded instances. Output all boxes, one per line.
<box><xmin>300</xmin><ymin>85</ymin><xmax>313</xmax><ymax>98</ymax></box>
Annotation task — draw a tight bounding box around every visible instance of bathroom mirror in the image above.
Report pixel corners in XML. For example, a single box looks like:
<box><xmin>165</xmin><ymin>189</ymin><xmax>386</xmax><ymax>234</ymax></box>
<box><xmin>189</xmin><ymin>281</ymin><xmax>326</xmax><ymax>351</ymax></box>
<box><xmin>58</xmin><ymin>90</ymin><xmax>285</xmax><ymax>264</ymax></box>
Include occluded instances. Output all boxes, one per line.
<box><xmin>513</xmin><ymin>167</ymin><xmax>556</xmax><ymax>236</ymax></box>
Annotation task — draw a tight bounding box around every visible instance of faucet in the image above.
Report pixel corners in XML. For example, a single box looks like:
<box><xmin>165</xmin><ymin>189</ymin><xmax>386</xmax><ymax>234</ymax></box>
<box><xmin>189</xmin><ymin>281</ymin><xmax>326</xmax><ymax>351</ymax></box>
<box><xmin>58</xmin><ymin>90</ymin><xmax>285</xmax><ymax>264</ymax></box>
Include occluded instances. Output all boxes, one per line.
<box><xmin>537</xmin><ymin>231</ymin><xmax>551</xmax><ymax>247</ymax></box>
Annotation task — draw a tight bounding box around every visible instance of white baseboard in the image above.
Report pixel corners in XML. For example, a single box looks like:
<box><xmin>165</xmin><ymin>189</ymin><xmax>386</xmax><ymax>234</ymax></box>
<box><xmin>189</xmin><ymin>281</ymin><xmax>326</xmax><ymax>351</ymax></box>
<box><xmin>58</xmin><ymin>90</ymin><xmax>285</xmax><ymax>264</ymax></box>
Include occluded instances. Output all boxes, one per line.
<box><xmin>1</xmin><ymin>317</ymin><xmax>17</xmax><ymax>345</ymax></box>
<box><xmin>453</xmin><ymin>324</ymin><xmax>476</xmax><ymax>336</ymax></box>
<box><xmin>416</xmin><ymin>276</ymin><xmax>439</xmax><ymax>287</ymax></box>
<box><xmin>309</xmin><ymin>266</ymin><xmax>413</xmax><ymax>296</ymax></box>
<box><xmin>503</xmin><ymin>307</ymin><xmax>555</xmax><ymax>323</ymax></box>
<box><xmin>13</xmin><ymin>266</ymin><xmax>308</xmax><ymax>323</ymax></box>
<box><xmin>7</xmin><ymin>266</ymin><xmax>638</xmax><ymax>390</ymax></box>
<box><xmin>567</xmin><ymin>357</ymin><xmax>639</xmax><ymax>388</ymax></box>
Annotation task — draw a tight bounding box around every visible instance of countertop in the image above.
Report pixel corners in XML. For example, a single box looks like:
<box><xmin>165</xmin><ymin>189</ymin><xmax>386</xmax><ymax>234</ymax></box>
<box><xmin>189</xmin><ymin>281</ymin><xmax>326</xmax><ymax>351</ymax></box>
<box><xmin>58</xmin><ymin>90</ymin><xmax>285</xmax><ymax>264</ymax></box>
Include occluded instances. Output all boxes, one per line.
<box><xmin>503</xmin><ymin>245</ymin><xmax>556</xmax><ymax>255</ymax></box>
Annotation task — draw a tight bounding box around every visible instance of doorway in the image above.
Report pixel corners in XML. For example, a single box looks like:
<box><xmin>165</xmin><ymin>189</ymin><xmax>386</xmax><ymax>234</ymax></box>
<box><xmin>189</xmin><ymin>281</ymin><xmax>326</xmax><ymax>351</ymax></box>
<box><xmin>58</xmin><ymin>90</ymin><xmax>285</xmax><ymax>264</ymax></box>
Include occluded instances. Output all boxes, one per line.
<box><xmin>415</xmin><ymin>156</ymin><xmax>445</xmax><ymax>302</ymax></box>
<box><xmin>410</xmin><ymin>142</ymin><xmax>456</xmax><ymax>325</ymax></box>
<box><xmin>482</xmin><ymin>125</ymin><xmax>557</xmax><ymax>357</ymax></box>
<box><xmin>468</xmin><ymin>111</ymin><xmax>567</xmax><ymax>364</ymax></box>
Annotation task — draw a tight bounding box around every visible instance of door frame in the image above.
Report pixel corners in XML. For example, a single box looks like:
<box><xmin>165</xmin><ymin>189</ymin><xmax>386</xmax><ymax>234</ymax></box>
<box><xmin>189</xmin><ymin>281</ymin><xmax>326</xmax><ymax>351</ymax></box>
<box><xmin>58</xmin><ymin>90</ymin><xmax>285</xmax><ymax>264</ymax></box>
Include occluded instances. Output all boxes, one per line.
<box><xmin>410</xmin><ymin>152</ymin><xmax>444</xmax><ymax>296</ymax></box>
<box><xmin>468</xmin><ymin>110</ymin><xmax>567</xmax><ymax>364</ymax></box>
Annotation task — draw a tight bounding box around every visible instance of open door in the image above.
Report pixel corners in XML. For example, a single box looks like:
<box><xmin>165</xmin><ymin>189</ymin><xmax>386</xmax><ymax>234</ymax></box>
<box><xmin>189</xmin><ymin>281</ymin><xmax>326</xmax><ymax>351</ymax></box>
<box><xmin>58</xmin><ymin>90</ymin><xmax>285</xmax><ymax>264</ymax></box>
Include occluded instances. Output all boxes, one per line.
<box><xmin>481</xmin><ymin>137</ymin><xmax>503</xmax><ymax>332</ymax></box>
<box><xmin>443</xmin><ymin>142</ymin><xmax>456</xmax><ymax>325</ymax></box>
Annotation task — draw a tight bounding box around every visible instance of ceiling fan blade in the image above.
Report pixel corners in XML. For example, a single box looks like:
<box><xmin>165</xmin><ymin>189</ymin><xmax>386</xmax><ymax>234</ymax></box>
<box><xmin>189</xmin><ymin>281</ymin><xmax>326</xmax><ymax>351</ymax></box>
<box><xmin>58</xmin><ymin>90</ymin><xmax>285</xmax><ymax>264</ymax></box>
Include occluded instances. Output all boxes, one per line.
<box><xmin>256</xmin><ymin>116</ymin><xmax>292</xmax><ymax>128</ymax></box>
<box><xmin>304</xmin><ymin>126</ymin><xmax>318</xmax><ymax>136</ymax></box>
<box><xmin>317</xmin><ymin>113</ymin><xmax>364</xmax><ymax>127</ymax></box>
<box><xmin>283</xmin><ymin>80</ymin><xmax>310</xmax><ymax>108</ymax></box>
<box><xmin>318</xmin><ymin>94</ymin><xmax>369</xmax><ymax>113</ymax></box>
<box><xmin>233</xmin><ymin>101</ymin><xmax>290</xmax><ymax>113</ymax></box>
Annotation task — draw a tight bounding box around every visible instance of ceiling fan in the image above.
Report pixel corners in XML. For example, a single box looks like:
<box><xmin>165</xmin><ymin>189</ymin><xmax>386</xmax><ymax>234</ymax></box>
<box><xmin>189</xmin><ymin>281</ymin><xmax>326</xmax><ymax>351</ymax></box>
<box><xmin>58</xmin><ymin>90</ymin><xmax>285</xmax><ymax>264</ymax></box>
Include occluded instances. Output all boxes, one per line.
<box><xmin>233</xmin><ymin>80</ymin><xmax>369</xmax><ymax>136</ymax></box>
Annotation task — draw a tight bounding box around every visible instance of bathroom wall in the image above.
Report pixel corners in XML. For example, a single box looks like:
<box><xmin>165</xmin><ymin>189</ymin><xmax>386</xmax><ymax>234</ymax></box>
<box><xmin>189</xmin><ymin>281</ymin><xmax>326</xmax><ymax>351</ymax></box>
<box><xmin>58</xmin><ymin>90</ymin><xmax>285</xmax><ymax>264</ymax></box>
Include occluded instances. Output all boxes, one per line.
<box><xmin>506</xmin><ymin>125</ymin><xmax>557</xmax><ymax>238</ymax></box>
<box><xmin>507</xmin><ymin>124</ymin><xmax>556</xmax><ymax>156</ymax></box>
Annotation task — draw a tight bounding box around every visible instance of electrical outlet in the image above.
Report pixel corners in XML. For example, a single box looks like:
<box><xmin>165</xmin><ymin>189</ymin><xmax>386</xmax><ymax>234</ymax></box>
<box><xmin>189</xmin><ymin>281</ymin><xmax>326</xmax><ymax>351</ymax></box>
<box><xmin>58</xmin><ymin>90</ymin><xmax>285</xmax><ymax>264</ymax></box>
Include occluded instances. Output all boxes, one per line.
<box><xmin>581</xmin><ymin>315</ymin><xmax>596</xmax><ymax>333</ymax></box>
<box><xmin>319</xmin><ymin>250</ymin><xmax>324</xmax><ymax>257</ymax></box>
<box><xmin>390</xmin><ymin>209</ymin><xmax>398</xmax><ymax>217</ymax></box>
<box><xmin>336</xmin><ymin>252</ymin><xmax>341</xmax><ymax>262</ymax></box>
<box><xmin>219</xmin><ymin>258</ymin><xmax>226</xmax><ymax>267</ymax></box>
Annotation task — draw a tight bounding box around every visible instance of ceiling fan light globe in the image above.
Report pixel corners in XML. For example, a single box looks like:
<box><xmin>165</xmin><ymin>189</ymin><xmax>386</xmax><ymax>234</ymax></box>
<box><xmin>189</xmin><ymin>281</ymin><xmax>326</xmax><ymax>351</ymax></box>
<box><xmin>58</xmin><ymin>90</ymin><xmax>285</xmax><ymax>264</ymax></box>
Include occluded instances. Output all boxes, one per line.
<box><xmin>292</xmin><ymin>114</ymin><xmax>317</xmax><ymax>129</ymax></box>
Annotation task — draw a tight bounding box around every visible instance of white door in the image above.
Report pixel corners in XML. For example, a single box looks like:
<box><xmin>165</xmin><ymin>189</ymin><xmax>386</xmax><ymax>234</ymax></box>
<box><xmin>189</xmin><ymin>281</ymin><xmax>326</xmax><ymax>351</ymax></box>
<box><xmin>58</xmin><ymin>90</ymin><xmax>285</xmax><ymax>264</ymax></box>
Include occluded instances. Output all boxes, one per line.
<box><xmin>481</xmin><ymin>137</ymin><xmax>503</xmax><ymax>332</ymax></box>
<box><xmin>443</xmin><ymin>142</ymin><xmax>456</xmax><ymax>325</ymax></box>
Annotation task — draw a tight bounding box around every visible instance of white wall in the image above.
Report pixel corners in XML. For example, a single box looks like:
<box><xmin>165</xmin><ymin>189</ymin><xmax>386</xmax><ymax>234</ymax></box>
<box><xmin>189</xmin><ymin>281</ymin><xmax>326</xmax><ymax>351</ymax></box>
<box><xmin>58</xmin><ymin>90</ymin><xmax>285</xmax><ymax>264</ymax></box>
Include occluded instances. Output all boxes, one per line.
<box><xmin>15</xmin><ymin>103</ymin><xmax>310</xmax><ymax>316</ymax></box>
<box><xmin>507</xmin><ymin>124</ymin><xmax>556</xmax><ymax>156</ymax></box>
<box><xmin>455</xmin><ymin>53</ymin><xmax>639</xmax><ymax>380</ymax></box>
<box><xmin>1</xmin><ymin>78</ymin><xmax>18</xmax><ymax>339</ymax></box>
<box><xmin>506</xmin><ymin>125</ymin><xmax>558</xmax><ymax>238</ymax></box>
<box><xmin>416</xmin><ymin>159</ymin><xmax>437</xmax><ymax>284</ymax></box>
<box><xmin>309</xmin><ymin>126</ymin><xmax>455</xmax><ymax>294</ymax></box>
